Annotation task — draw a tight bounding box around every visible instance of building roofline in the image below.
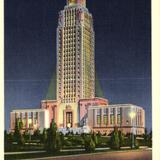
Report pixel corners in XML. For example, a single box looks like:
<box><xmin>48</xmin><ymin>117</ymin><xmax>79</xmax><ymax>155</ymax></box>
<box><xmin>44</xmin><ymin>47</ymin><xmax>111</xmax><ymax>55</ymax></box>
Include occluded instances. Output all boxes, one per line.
<box><xmin>88</xmin><ymin>104</ymin><xmax>144</xmax><ymax>110</ymax></box>
<box><xmin>41</xmin><ymin>99</ymin><xmax>57</xmax><ymax>103</ymax></box>
<box><xmin>79</xmin><ymin>97</ymin><xmax>108</xmax><ymax>102</ymax></box>
<box><xmin>11</xmin><ymin>108</ymin><xmax>47</xmax><ymax>113</ymax></box>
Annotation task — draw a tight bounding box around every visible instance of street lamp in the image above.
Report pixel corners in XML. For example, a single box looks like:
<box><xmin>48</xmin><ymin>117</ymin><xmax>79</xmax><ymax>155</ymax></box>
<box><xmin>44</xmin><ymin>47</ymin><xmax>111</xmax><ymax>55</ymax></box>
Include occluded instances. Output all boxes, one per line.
<box><xmin>129</xmin><ymin>111</ymin><xmax>136</xmax><ymax>148</ymax></box>
<box><xmin>67</xmin><ymin>123</ymin><xmax>71</xmax><ymax>128</ymax></box>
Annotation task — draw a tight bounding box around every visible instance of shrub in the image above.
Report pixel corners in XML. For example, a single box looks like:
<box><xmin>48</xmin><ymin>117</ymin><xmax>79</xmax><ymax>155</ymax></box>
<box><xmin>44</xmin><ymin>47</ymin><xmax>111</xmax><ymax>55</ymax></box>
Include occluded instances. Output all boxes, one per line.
<box><xmin>14</xmin><ymin>119</ymin><xmax>25</xmax><ymax>145</ymax></box>
<box><xmin>91</xmin><ymin>132</ymin><xmax>98</xmax><ymax>146</ymax></box>
<box><xmin>128</xmin><ymin>134</ymin><xmax>139</xmax><ymax>149</ymax></box>
<box><xmin>41</xmin><ymin>128</ymin><xmax>47</xmax><ymax>144</ymax></box>
<box><xmin>118</xmin><ymin>131</ymin><xmax>125</xmax><ymax>147</ymax></box>
<box><xmin>110</xmin><ymin>127</ymin><xmax>120</xmax><ymax>150</ymax></box>
<box><xmin>83</xmin><ymin>135</ymin><xmax>95</xmax><ymax>152</ymax></box>
<box><xmin>134</xmin><ymin>139</ymin><xmax>139</xmax><ymax>149</ymax></box>
<box><xmin>46</xmin><ymin>119</ymin><xmax>62</xmax><ymax>152</ymax></box>
<box><xmin>147</xmin><ymin>131</ymin><xmax>152</xmax><ymax>147</ymax></box>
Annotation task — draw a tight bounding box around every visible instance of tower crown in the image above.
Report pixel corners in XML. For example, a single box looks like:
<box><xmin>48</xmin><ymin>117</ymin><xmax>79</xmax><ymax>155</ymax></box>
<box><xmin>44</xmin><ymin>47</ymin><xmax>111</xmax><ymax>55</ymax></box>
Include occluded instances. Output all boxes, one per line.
<box><xmin>67</xmin><ymin>0</ymin><xmax>86</xmax><ymax>7</ymax></box>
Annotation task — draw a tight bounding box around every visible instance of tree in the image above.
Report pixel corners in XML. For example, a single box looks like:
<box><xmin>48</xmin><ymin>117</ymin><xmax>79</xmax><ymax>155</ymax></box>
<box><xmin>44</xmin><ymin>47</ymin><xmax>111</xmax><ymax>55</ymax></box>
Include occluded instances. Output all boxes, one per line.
<box><xmin>134</xmin><ymin>137</ymin><xmax>139</xmax><ymax>149</ymax></box>
<box><xmin>91</xmin><ymin>132</ymin><xmax>98</xmax><ymax>146</ymax></box>
<box><xmin>41</xmin><ymin>128</ymin><xmax>47</xmax><ymax>144</ymax></box>
<box><xmin>143</xmin><ymin>128</ymin><xmax>149</xmax><ymax>146</ymax></box>
<box><xmin>33</xmin><ymin>129</ymin><xmax>41</xmax><ymax>141</ymax></box>
<box><xmin>4</xmin><ymin>130</ymin><xmax>8</xmax><ymax>144</ymax></box>
<box><xmin>4</xmin><ymin>131</ymin><xmax>14</xmax><ymax>152</ymax></box>
<box><xmin>148</xmin><ymin>131</ymin><xmax>152</xmax><ymax>147</ymax></box>
<box><xmin>110</xmin><ymin>127</ymin><xmax>120</xmax><ymax>150</ymax></box>
<box><xmin>128</xmin><ymin>133</ymin><xmax>139</xmax><ymax>149</ymax></box>
<box><xmin>46</xmin><ymin>119</ymin><xmax>62</xmax><ymax>152</ymax></box>
<box><xmin>14</xmin><ymin>118</ymin><xmax>24</xmax><ymax>145</ymax></box>
<box><xmin>83</xmin><ymin>134</ymin><xmax>95</xmax><ymax>152</ymax></box>
<box><xmin>23</xmin><ymin>130</ymin><xmax>30</xmax><ymax>142</ymax></box>
<box><xmin>59</xmin><ymin>132</ymin><xmax>64</xmax><ymax>147</ymax></box>
<box><xmin>118</xmin><ymin>130</ymin><xmax>125</xmax><ymax>147</ymax></box>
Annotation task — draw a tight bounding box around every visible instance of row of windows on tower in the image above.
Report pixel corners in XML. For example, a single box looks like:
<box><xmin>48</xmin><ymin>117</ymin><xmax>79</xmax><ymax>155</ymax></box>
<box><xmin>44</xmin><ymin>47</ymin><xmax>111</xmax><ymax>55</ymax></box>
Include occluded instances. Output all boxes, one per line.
<box><xmin>63</xmin><ymin>61</ymin><xmax>80</xmax><ymax>66</ymax></box>
<box><xmin>63</xmin><ymin>61</ymin><xmax>76</xmax><ymax>66</ymax></box>
<box><xmin>64</xmin><ymin>10</ymin><xmax>80</xmax><ymax>25</ymax></box>
<box><xmin>63</xmin><ymin>27</ymin><xmax>77</xmax><ymax>33</ymax></box>
<box><xmin>64</xmin><ymin>32</ymin><xmax>76</xmax><ymax>37</ymax></box>
<box><xmin>63</xmin><ymin>54</ymin><xmax>76</xmax><ymax>59</ymax></box>
<box><xmin>58</xmin><ymin>74</ymin><xmax>81</xmax><ymax>81</ymax></box>
<box><xmin>61</xmin><ymin>74</ymin><xmax>80</xmax><ymax>80</ymax></box>
<box><xmin>63</xmin><ymin>49</ymin><xmax>76</xmax><ymax>54</ymax></box>
<box><xmin>63</xmin><ymin>54</ymin><xmax>77</xmax><ymax>58</ymax></box>
<box><xmin>63</xmin><ymin>33</ymin><xmax>81</xmax><ymax>39</ymax></box>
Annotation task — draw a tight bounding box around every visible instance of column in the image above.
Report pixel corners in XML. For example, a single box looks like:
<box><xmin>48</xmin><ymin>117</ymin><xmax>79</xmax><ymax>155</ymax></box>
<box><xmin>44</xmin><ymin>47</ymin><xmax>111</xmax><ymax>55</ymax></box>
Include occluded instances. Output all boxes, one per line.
<box><xmin>31</xmin><ymin>112</ymin><xmax>34</xmax><ymax>128</ymax></box>
<box><xmin>108</xmin><ymin>108</ymin><xmax>110</xmax><ymax>127</ymax></box>
<box><xmin>101</xmin><ymin>109</ymin><xmax>103</xmax><ymax>127</ymax></box>
<box><xmin>37</xmin><ymin>112</ymin><xmax>39</xmax><ymax>128</ymax></box>
<box><xmin>115</xmin><ymin>108</ymin><xmax>117</xmax><ymax>126</ymax></box>
<box><xmin>26</xmin><ymin>112</ymin><xmax>28</xmax><ymax>129</ymax></box>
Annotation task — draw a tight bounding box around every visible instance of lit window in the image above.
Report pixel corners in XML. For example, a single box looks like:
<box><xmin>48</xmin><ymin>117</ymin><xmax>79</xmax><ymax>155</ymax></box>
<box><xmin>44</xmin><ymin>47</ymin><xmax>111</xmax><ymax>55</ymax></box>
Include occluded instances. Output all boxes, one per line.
<box><xmin>117</xmin><ymin>108</ymin><xmax>122</xmax><ymax>125</ymax></box>
<box><xmin>110</xmin><ymin>108</ymin><xmax>115</xmax><ymax>125</ymax></box>
<box><xmin>103</xmin><ymin>115</ymin><xmax>108</xmax><ymax>125</ymax></box>
<box><xmin>97</xmin><ymin>115</ymin><xmax>101</xmax><ymax>125</ymax></box>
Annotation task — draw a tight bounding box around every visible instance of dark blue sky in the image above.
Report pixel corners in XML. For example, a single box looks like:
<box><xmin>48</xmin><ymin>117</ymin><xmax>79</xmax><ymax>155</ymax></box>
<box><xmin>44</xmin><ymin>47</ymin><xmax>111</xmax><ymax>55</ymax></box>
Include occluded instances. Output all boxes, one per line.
<box><xmin>5</xmin><ymin>0</ymin><xmax>151</xmax><ymax>130</ymax></box>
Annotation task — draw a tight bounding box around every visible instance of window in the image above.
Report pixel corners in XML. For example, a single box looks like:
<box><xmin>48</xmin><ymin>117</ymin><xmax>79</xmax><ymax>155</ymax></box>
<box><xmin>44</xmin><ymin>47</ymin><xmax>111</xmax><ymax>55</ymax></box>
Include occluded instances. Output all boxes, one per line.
<box><xmin>110</xmin><ymin>115</ymin><xmax>115</xmax><ymax>125</ymax></box>
<box><xmin>28</xmin><ymin>112</ymin><xmax>32</xmax><ymax>128</ymax></box>
<box><xmin>103</xmin><ymin>115</ymin><xmax>108</xmax><ymax>125</ymax></box>
<box><xmin>117</xmin><ymin>108</ymin><xmax>122</xmax><ymax>125</ymax></box>
<box><xmin>110</xmin><ymin>108</ymin><xmax>115</xmax><ymax>125</ymax></box>
<box><xmin>97</xmin><ymin>109</ymin><xmax>101</xmax><ymax>125</ymax></box>
<box><xmin>97</xmin><ymin>115</ymin><xmax>101</xmax><ymax>125</ymax></box>
<box><xmin>22</xmin><ymin>113</ymin><xmax>26</xmax><ymax>128</ymax></box>
<box><xmin>66</xmin><ymin>112</ymin><xmax>72</xmax><ymax>127</ymax></box>
<box><xmin>110</xmin><ymin>108</ymin><xmax>114</xmax><ymax>114</ymax></box>
<box><xmin>33</xmin><ymin>112</ymin><xmax>38</xmax><ymax>125</ymax></box>
<box><xmin>117</xmin><ymin>114</ymin><xmax>121</xmax><ymax>125</ymax></box>
<box><xmin>103</xmin><ymin>108</ymin><xmax>108</xmax><ymax>125</ymax></box>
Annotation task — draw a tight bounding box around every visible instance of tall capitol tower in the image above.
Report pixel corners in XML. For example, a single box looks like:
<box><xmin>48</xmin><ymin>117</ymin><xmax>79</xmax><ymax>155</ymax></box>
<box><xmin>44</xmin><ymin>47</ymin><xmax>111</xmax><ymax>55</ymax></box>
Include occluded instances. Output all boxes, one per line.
<box><xmin>55</xmin><ymin>0</ymin><xmax>97</xmax><ymax>128</ymax></box>
<box><xmin>57</xmin><ymin>0</ymin><xmax>95</xmax><ymax>104</ymax></box>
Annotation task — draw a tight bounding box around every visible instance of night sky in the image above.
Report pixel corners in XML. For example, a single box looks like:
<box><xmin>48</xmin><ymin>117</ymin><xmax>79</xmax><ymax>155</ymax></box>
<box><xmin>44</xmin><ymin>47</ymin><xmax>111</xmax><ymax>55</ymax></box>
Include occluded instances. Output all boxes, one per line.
<box><xmin>5</xmin><ymin>0</ymin><xmax>151</xmax><ymax>130</ymax></box>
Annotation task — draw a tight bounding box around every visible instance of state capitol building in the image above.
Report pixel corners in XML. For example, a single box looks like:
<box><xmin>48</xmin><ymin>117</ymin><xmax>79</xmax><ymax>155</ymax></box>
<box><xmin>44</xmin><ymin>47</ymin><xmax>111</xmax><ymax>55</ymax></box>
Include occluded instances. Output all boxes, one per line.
<box><xmin>10</xmin><ymin>0</ymin><xmax>145</xmax><ymax>135</ymax></box>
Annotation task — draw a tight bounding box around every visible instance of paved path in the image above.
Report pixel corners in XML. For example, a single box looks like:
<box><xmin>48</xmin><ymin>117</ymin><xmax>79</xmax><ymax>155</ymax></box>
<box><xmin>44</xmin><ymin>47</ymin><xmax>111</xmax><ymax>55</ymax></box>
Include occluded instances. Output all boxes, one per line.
<box><xmin>5</xmin><ymin>148</ymin><xmax>110</xmax><ymax>155</ymax></box>
<box><xmin>24</xmin><ymin>150</ymin><xmax>152</xmax><ymax>160</ymax></box>
<box><xmin>5</xmin><ymin>151</ymin><xmax>45</xmax><ymax>155</ymax></box>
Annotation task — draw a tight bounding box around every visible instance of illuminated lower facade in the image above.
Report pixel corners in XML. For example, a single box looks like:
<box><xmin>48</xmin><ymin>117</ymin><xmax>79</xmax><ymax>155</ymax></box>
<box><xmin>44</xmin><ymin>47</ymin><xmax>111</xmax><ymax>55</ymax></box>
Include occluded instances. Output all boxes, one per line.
<box><xmin>40</xmin><ymin>98</ymin><xmax>108</xmax><ymax>128</ymax></box>
<box><xmin>88</xmin><ymin>104</ymin><xmax>145</xmax><ymax>135</ymax></box>
<box><xmin>10</xmin><ymin>103</ymin><xmax>145</xmax><ymax>135</ymax></box>
<box><xmin>10</xmin><ymin>109</ymin><xmax>50</xmax><ymax>133</ymax></box>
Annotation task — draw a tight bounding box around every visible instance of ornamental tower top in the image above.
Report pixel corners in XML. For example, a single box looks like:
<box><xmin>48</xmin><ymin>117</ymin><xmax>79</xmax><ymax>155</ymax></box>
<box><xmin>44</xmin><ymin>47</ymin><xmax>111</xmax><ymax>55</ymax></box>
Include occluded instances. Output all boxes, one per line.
<box><xmin>67</xmin><ymin>0</ymin><xmax>86</xmax><ymax>7</ymax></box>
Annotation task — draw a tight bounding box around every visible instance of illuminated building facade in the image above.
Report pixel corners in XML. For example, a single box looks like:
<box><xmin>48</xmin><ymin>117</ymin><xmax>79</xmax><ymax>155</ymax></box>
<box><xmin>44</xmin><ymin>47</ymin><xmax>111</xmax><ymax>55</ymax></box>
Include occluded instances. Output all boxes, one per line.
<box><xmin>10</xmin><ymin>109</ymin><xmax>50</xmax><ymax>132</ymax></box>
<box><xmin>88</xmin><ymin>104</ymin><xmax>145</xmax><ymax>135</ymax></box>
<box><xmin>9</xmin><ymin>0</ymin><xmax>145</xmax><ymax>135</ymax></box>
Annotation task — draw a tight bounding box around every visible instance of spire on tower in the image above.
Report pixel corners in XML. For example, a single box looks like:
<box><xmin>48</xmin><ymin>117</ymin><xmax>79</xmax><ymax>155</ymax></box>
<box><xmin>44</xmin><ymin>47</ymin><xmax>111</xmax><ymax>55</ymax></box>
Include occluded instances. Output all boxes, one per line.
<box><xmin>67</xmin><ymin>0</ymin><xmax>86</xmax><ymax>7</ymax></box>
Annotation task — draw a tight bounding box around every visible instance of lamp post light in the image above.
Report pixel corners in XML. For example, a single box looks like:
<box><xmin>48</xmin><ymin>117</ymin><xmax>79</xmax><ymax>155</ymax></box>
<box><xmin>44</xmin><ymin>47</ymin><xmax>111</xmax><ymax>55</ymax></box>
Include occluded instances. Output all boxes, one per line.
<box><xmin>67</xmin><ymin>123</ymin><xmax>71</xmax><ymax>133</ymax></box>
<box><xmin>129</xmin><ymin>111</ymin><xmax>136</xmax><ymax>149</ymax></box>
<box><xmin>67</xmin><ymin>123</ymin><xmax>71</xmax><ymax>128</ymax></box>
